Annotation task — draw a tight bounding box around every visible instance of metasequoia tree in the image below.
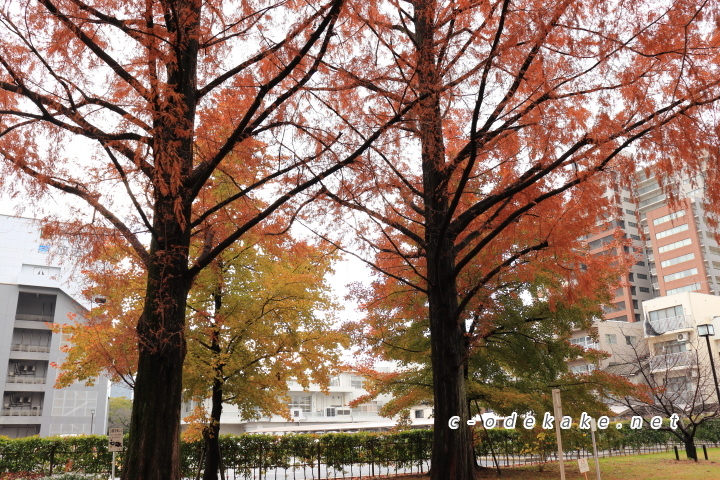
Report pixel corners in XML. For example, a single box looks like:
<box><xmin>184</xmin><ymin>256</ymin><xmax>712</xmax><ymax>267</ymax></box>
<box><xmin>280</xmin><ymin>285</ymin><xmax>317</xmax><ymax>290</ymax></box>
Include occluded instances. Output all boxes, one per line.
<box><xmin>0</xmin><ymin>1</ymin><xmax>408</xmax><ymax>478</ymax></box>
<box><xmin>351</xmin><ymin>266</ymin><xmax>638</xmax><ymax>422</ymax></box>
<box><xmin>313</xmin><ymin>1</ymin><xmax>720</xmax><ymax>478</ymax></box>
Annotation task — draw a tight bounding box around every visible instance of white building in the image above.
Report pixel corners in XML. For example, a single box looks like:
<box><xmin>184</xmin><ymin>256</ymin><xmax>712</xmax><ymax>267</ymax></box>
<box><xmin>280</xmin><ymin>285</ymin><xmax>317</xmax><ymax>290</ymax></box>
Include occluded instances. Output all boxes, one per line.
<box><xmin>641</xmin><ymin>292</ymin><xmax>720</xmax><ymax>393</ymax></box>
<box><xmin>0</xmin><ymin>214</ymin><xmax>109</xmax><ymax>437</ymax></box>
<box><xmin>568</xmin><ymin>320</ymin><xmax>646</xmax><ymax>375</ymax></box>
<box><xmin>183</xmin><ymin>370</ymin><xmax>432</xmax><ymax>434</ymax></box>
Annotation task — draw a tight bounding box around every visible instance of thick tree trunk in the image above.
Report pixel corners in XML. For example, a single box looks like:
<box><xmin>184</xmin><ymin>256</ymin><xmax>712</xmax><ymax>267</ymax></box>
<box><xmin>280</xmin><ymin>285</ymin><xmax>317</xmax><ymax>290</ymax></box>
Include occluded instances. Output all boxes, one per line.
<box><xmin>122</xmin><ymin>213</ymin><xmax>192</xmax><ymax>480</ymax></box>
<box><xmin>427</xmin><ymin>284</ymin><xmax>475</xmax><ymax>480</ymax></box>
<box><xmin>121</xmin><ymin>3</ymin><xmax>200</xmax><ymax>478</ymax></box>
<box><xmin>684</xmin><ymin>438</ymin><xmax>698</xmax><ymax>461</ymax></box>
<box><xmin>414</xmin><ymin>1</ymin><xmax>476</xmax><ymax>479</ymax></box>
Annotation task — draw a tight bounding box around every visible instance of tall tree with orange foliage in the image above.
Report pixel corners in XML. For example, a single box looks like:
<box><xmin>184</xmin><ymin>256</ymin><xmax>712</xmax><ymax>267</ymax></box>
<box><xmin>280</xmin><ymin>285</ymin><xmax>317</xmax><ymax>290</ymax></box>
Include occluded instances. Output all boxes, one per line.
<box><xmin>0</xmin><ymin>1</ymin><xmax>410</xmax><ymax>479</ymax></box>
<box><xmin>310</xmin><ymin>1</ymin><xmax>720</xmax><ymax>478</ymax></box>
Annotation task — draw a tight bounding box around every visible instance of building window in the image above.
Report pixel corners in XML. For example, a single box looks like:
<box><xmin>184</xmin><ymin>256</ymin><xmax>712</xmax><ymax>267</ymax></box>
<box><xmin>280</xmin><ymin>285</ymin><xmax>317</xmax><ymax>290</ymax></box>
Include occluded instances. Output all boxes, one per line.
<box><xmin>639</xmin><ymin>287</ymin><xmax>650</xmax><ymax>293</ymax></box>
<box><xmin>625</xmin><ymin>336</ymin><xmax>636</xmax><ymax>345</ymax></box>
<box><xmin>605</xmin><ymin>334</ymin><xmax>617</xmax><ymax>345</ymax></box>
<box><xmin>354</xmin><ymin>401</ymin><xmax>382</xmax><ymax>413</ymax></box>
<box><xmin>288</xmin><ymin>394</ymin><xmax>311</xmax><ymax>413</ymax></box>
<box><xmin>653</xmin><ymin>210</ymin><xmax>686</xmax><ymax>226</ymax></box>
<box><xmin>415</xmin><ymin>410</ymin><xmax>424</xmax><ymax>419</ymax></box>
<box><xmin>603</xmin><ymin>301</ymin><xmax>626</xmax><ymax>314</ymax></box>
<box><xmin>648</xmin><ymin>305</ymin><xmax>684</xmax><ymax>322</ymax></box>
<box><xmin>330</xmin><ymin>376</ymin><xmax>340</xmax><ymax>387</ymax></box>
<box><xmin>661</xmin><ymin>253</ymin><xmax>695</xmax><ymax>268</ymax></box>
<box><xmin>588</xmin><ymin>235</ymin><xmax>615</xmax><ymax>250</ymax></box>
<box><xmin>656</xmin><ymin>224</ymin><xmax>689</xmax><ymax>240</ymax></box>
<box><xmin>667</xmin><ymin>283</ymin><xmax>701</xmax><ymax>295</ymax></box>
<box><xmin>663</xmin><ymin>268</ymin><xmax>698</xmax><ymax>283</ymax></box>
<box><xmin>659</xmin><ymin>238</ymin><xmax>692</xmax><ymax>254</ymax></box>
<box><xmin>350</xmin><ymin>376</ymin><xmax>364</xmax><ymax>389</ymax></box>
<box><xmin>665</xmin><ymin>375</ymin><xmax>691</xmax><ymax>394</ymax></box>
<box><xmin>639</xmin><ymin>193</ymin><xmax>666</xmax><ymax>208</ymax></box>
<box><xmin>637</xmin><ymin>273</ymin><xmax>648</xmax><ymax>279</ymax></box>
<box><xmin>656</xmin><ymin>339</ymin><xmax>688</xmax><ymax>354</ymax></box>
<box><xmin>570</xmin><ymin>336</ymin><xmax>597</xmax><ymax>349</ymax></box>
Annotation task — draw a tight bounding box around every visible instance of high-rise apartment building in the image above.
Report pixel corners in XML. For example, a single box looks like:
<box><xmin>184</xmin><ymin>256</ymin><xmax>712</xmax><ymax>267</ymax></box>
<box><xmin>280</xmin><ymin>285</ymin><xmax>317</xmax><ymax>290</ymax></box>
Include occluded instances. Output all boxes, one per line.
<box><xmin>568</xmin><ymin>179</ymin><xmax>651</xmax><ymax>374</ymax></box>
<box><xmin>0</xmin><ymin>214</ymin><xmax>108</xmax><ymax>438</ymax></box>
<box><xmin>572</xmin><ymin>166</ymin><xmax>720</xmax><ymax>389</ymax></box>
<box><xmin>636</xmin><ymin>169</ymin><xmax>720</xmax><ymax>297</ymax></box>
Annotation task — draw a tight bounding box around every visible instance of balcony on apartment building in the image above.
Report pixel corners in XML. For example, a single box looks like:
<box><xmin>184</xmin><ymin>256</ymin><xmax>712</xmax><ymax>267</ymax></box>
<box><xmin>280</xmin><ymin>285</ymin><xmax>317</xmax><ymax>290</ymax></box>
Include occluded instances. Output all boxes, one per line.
<box><xmin>9</xmin><ymin>329</ymin><xmax>52</xmax><ymax>362</ymax></box>
<box><xmin>5</xmin><ymin>361</ymin><xmax>48</xmax><ymax>386</ymax></box>
<box><xmin>14</xmin><ymin>292</ymin><xmax>56</xmax><ymax>323</ymax></box>
<box><xmin>646</xmin><ymin>314</ymin><xmax>694</xmax><ymax>336</ymax></box>
<box><xmin>649</xmin><ymin>350</ymin><xmax>696</xmax><ymax>372</ymax></box>
<box><xmin>1</xmin><ymin>393</ymin><xmax>44</xmax><ymax>417</ymax></box>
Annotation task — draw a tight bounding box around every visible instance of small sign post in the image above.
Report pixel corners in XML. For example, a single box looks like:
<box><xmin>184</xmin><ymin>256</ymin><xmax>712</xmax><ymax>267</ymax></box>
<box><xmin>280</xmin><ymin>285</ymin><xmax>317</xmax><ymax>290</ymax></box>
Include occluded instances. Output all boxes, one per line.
<box><xmin>108</xmin><ymin>427</ymin><xmax>123</xmax><ymax>480</ymax></box>
<box><xmin>551</xmin><ymin>389</ymin><xmax>566</xmax><ymax>480</ymax></box>
<box><xmin>590</xmin><ymin>418</ymin><xmax>602</xmax><ymax>480</ymax></box>
<box><xmin>578</xmin><ymin>457</ymin><xmax>590</xmax><ymax>480</ymax></box>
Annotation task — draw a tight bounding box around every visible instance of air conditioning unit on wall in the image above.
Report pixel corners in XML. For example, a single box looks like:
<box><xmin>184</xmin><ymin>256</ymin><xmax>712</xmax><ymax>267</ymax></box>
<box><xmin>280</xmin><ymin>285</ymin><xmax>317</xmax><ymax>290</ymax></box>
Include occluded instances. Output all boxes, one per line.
<box><xmin>677</xmin><ymin>332</ymin><xmax>689</xmax><ymax>342</ymax></box>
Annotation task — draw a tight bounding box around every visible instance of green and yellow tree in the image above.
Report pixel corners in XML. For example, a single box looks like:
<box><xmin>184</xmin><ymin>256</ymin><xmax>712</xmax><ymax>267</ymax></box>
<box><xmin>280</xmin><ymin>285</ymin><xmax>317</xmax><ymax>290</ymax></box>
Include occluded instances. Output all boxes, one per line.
<box><xmin>53</xmin><ymin>231</ymin><xmax>346</xmax><ymax>480</ymax></box>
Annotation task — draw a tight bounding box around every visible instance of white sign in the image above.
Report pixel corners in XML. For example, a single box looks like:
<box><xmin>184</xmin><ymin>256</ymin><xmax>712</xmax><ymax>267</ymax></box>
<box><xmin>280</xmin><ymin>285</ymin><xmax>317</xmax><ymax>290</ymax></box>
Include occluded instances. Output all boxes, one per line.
<box><xmin>578</xmin><ymin>457</ymin><xmax>590</xmax><ymax>473</ymax></box>
<box><xmin>108</xmin><ymin>427</ymin><xmax>123</xmax><ymax>452</ymax></box>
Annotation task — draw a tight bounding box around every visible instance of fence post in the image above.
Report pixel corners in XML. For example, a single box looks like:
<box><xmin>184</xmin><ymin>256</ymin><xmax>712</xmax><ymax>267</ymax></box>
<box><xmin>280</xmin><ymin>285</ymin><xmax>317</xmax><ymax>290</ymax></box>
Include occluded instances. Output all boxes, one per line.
<box><xmin>317</xmin><ymin>439</ymin><xmax>322</xmax><ymax>480</ymax></box>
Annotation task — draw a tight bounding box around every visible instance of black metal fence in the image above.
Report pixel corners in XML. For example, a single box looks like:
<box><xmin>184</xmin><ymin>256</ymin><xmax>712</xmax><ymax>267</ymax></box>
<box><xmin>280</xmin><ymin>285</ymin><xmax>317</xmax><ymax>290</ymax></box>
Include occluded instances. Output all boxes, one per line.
<box><xmin>2</xmin><ymin>426</ymin><xmax>720</xmax><ymax>479</ymax></box>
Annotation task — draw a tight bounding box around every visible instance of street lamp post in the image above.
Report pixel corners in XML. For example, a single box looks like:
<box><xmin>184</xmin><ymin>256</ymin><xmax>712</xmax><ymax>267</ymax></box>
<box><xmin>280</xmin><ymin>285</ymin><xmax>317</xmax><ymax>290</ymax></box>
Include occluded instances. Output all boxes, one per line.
<box><xmin>90</xmin><ymin>409</ymin><xmax>95</xmax><ymax>434</ymax></box>
<box><xmin>697</xmin><ymin>323</ymin><xmax>720</xmax><ymax>405</ymax></box>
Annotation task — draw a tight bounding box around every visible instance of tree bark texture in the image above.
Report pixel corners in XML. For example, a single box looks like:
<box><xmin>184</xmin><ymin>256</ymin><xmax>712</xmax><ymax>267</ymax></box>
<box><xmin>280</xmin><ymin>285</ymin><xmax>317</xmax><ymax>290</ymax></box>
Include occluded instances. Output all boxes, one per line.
<box><xmin>122</xmin><ymin>212</ymin><xmax>192</xmax><ymax>479</ymax></box>
<box><xmin>415</xmin><ymin>1</ymin><xmax>475</xmax><ymax>478</ymax></box>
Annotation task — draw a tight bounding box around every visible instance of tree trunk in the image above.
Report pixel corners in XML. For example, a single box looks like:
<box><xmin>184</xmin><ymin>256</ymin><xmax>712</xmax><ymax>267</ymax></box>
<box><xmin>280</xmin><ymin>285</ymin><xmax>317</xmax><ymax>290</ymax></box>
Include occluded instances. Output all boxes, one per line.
<box><xmin>414</xmin><ymin>1</ymin><xmax>476</xmax><ymax>478</ymax></box>
<box><xmin>427</xmin><ymin>279</ymin><xmax>475</xmax><ymax>480</ymax></box>
<box><xmin>122</xmin><ymin>2</ymin><xmax>200</xmax><ymax>478</ymax></box>
<box><xmin>202</xmin><ymin>376</ymin><xmax>225</xmax><ymax>480</ymax></box>
<box><xmin>684</xmin><ymin>438</ymin><xmax>698</xmax><ymax>461</ymax></box>
<box><xmin>121</xmin><ymin>213</ymin><xmax>192</xmax><ymax>480</ymax></box>
<box><xmin>203</xmin><ymin>290</ymin><xmax>225</xmax><ymax>480</ymax></box>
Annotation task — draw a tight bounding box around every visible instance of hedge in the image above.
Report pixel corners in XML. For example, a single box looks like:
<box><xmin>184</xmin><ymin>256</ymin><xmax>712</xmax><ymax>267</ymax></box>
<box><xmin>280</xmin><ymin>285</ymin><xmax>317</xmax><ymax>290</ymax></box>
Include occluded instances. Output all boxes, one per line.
<box><xmin>1</xmin><ymin>420</ymin><xmax>719</xmax><ymax>476</ymax></box>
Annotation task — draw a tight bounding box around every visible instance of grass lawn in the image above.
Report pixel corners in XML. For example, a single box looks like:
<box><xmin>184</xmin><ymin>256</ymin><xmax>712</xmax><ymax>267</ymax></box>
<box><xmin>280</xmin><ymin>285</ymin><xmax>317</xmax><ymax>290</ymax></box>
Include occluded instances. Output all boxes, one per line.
<box><xmin>399</xmin><ymin>448</ymin><xmax>720</xmax><ymax>479</ymax></box>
